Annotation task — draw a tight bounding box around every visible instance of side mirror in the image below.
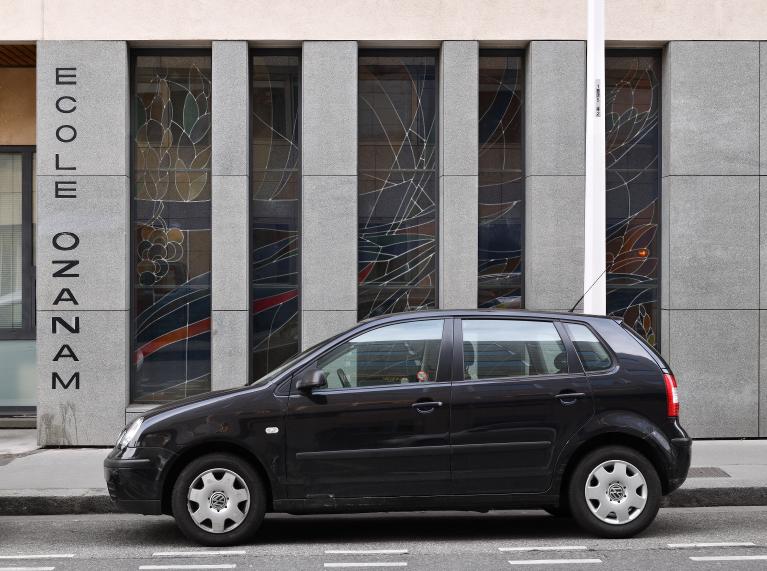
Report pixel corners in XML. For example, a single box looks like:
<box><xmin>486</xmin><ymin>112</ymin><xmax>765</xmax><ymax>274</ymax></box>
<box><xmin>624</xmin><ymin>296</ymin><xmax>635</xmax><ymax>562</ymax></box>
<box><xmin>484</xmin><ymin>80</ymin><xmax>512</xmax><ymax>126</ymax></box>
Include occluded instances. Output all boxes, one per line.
<box><xmin>296</xmin><ymin>368</ymin><xmax>327</xmax><ymax>392</ymax></box>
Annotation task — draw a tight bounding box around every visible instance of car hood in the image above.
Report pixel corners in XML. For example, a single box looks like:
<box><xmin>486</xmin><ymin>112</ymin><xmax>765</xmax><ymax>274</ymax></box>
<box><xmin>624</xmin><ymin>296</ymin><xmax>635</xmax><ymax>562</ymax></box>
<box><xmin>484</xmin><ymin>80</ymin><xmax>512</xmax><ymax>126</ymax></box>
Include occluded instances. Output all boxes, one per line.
<box><xmin>139</xmin><ymin>385</ymin><xmax>254</xmax><ymax>420</ymax></box>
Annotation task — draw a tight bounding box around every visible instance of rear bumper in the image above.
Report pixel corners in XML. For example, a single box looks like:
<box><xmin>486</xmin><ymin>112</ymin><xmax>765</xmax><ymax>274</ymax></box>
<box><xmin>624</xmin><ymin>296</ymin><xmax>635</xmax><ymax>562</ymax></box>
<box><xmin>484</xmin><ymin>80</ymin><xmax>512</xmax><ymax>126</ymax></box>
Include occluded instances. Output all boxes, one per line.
<box><xmin>666</xmin><ymin>434</ymin><xmax>692</xmax><ymax>493</ymax></box>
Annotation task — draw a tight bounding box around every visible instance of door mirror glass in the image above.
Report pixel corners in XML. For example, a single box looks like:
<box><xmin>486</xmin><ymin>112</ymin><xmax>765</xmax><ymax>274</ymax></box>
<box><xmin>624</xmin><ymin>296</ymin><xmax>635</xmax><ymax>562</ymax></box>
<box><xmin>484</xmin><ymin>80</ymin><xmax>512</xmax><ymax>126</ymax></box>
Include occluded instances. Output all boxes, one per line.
<box><xmin>296</xmin><ymin>368</ymin><xmax>327</xmax><ymax>391</ymax></box>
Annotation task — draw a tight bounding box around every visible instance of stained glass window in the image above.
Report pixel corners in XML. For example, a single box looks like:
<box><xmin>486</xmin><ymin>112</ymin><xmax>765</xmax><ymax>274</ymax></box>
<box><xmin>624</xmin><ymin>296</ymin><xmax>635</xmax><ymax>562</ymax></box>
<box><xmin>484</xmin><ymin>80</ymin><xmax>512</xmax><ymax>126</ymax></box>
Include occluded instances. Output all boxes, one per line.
<box><xmin>478</xmin><ymin>52</ymin><xmax>524</xmax><ymax>309</ymax></box>
<box><xmin>132</xmin><ymin>53</ymin><xmax>212</xmax><ymax>403</ymax></box>
<box><xmin>358</xmin><ymin>52</ymin><xmax>438</xmax><ymax>320</ymax></box>
<box><xmin>251</xmin><ymin>52</ymin><xmax>300</xmax><ymax>381</ymax></box>
<box><xmin>605</xmin><ymin>53</ymin><xmax>660</xmax><ymax>346</ymax></box>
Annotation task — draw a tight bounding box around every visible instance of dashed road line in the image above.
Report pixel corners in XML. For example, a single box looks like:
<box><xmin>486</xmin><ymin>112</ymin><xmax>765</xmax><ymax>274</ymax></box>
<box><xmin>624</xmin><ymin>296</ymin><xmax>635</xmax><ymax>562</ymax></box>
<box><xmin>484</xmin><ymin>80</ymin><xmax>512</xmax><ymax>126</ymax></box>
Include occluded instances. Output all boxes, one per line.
<box><xmin>507</xmin><ymin>559</ymin><xmax>602</xmax><ymax>566</ymax></box>
<box><xmin>499</xmin><ymin>546</ymin><xmax>588</xmax><ymax>552</ymax></box>
<box><xmin>0</xmin><ymin>556</ymin><xmax>73</xmax><ymax>560</ymax></box>
<box><xmin>0</xmin><ymin>567</ymin><xmax>56</xmax><ymax>571</ymax></box>
<box><xmin>139</xmin><ymin>565</ymin><xmax>237</xmax><ymax>570</ymax></box>
<box><xmin>152</xmin><ymin>552</ymin><xmax>246</xmax><ymax>557</ymax></box>
<box><xmin>690</xmin><ymin>555</ymin><xmax>767</xmax><ymax>562</ymax></box>
<box><xmin>324</xmin><ymin>550</ymin><xmax>409</xmax><ymax>555</ymax></box>
<box><xmin>668</xmin><ymin>542</ymin><xmax>756</xmax><ymax>549</ymax></box>
<box><xmin>323</xmin><ymin>564</ymin><xmax>408</xmax><ymax>568</ymax></box>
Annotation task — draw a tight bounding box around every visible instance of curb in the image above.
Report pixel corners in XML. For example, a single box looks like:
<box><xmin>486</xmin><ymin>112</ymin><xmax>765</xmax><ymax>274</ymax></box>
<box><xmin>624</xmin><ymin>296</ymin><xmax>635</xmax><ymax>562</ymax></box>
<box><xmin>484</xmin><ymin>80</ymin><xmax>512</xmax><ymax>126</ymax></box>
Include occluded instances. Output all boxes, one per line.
<box><xmin>1</xmin><ymin>487</ymin><xmax>767</xmax><ymax>516</ymax></box>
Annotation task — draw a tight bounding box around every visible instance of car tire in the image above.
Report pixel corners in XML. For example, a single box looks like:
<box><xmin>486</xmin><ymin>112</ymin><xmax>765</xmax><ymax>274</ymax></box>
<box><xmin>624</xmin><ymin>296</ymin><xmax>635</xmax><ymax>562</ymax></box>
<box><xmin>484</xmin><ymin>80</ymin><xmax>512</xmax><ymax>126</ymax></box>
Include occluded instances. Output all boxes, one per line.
<box><xmin>171</xmin><ymin>453</ymin><xmax>266</xmax><ymax>546</ymax></box>
<box><xmin>568</xmin><ymin>445</ymin><xmax>661</xmax><ymax>538</ymax></box>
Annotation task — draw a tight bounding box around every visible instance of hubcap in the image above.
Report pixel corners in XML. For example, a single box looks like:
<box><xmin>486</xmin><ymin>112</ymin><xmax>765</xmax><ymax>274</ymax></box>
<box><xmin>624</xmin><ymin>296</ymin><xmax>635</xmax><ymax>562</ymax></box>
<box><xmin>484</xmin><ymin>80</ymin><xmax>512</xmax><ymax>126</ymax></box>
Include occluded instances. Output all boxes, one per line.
<box><xmin>187</xmin><ymin>468</ymin><xmax>250</xmax><ymax>534</ymax></box>
<box><xmin>584</xmin><ymin>459</ymin><xmax>647</xmax><ymax>525</ymax></box>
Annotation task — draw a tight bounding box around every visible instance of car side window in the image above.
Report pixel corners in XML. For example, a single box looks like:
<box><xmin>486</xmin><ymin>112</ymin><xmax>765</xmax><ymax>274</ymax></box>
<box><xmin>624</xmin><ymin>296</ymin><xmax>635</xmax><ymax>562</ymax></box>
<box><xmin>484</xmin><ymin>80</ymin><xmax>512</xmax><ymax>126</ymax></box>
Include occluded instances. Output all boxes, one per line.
<box><xmin>564</xmin><ymin>323</ymin><xmax>613</xmax><ymax>372</ymax></box>
<box><xmin>316</xmin><ymin>320</ymin><xmax>444</xmax><ymax>390</ymax></box>
<box><xmin>462</xmin><ymin>319</ymin><xmax>568</xmax><ymax>380</ymax></box>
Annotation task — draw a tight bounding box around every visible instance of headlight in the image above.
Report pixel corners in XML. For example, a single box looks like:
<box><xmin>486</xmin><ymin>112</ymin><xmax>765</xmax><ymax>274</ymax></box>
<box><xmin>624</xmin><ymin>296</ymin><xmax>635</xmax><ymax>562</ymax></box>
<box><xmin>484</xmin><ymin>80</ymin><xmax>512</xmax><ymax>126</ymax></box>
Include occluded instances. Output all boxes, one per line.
<box><xmin>116</xmin><ymin>417</ymin><xmax>143</xmax><ymax>449</ymax></box>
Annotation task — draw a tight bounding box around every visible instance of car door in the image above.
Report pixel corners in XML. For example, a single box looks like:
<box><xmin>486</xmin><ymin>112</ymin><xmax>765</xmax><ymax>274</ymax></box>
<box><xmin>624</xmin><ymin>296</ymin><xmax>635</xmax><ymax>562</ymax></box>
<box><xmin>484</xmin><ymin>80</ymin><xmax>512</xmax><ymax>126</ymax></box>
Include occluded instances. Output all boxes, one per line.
<box><xmin>285</xmin><ymin>318</ymin><xmax>452</xmax><ymax>499</ymax></box>
<box><xmin>450</xmin><ymin>317</ymin><xmax>594</xmax><ymax>494</ymax></box>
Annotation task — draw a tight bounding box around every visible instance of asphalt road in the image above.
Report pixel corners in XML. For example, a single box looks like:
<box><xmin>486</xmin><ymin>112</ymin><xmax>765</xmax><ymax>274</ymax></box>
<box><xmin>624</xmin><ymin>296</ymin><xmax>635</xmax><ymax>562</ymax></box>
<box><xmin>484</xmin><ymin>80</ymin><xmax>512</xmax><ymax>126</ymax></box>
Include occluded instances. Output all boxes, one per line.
<box><xmin>1</xmin><ymin>507</ymin><xmax>767</xmax><ymax>570</ymax></box>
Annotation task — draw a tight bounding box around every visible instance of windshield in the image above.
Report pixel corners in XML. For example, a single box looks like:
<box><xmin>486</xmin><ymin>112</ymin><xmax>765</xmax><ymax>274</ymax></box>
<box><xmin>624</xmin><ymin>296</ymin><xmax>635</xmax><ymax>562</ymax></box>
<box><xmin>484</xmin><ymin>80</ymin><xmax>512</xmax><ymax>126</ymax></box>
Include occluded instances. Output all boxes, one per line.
<box><xmin>248</xmin><ymin>332</ymin><xmax>345</xmax><ymax>387</ymax></box>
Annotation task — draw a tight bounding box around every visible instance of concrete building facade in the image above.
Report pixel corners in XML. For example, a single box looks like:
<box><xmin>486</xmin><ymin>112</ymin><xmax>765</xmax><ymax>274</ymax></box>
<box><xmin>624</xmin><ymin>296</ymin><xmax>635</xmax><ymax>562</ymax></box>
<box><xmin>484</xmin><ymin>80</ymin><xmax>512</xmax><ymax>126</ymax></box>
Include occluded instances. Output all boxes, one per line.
<box><xmin>0</xmin><ymin>1</ymin><xmax>766</xmax><ymax>444</ymax></box>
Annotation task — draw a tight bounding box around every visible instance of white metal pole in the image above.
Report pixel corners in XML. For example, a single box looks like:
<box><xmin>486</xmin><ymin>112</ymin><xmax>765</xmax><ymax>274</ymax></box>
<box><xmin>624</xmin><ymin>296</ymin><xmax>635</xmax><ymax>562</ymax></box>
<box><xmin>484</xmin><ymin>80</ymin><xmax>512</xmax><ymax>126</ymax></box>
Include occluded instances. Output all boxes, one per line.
<box><xmin>583</xmin><ymin>0</ymin><xmax>606</xmax><ymax>314</ymax></box>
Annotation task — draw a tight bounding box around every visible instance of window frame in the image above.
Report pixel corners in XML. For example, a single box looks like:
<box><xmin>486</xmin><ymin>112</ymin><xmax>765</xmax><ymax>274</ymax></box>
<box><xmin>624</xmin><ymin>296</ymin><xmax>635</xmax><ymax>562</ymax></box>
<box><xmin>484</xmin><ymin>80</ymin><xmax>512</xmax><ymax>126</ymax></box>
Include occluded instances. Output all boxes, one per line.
<box><xmin>454</xmin><ymin>317</ymin><xmax>583</xmax><ymax>384</ymax></box>
<box><xmin>291</xmin><ymin>317</ymin><xmax>453</xmax><ymax>393</ymax></box>
<box><xmin>0</xmin><ymin>146</ymin><xmax>35</xmax><ymax>341</ymax></box>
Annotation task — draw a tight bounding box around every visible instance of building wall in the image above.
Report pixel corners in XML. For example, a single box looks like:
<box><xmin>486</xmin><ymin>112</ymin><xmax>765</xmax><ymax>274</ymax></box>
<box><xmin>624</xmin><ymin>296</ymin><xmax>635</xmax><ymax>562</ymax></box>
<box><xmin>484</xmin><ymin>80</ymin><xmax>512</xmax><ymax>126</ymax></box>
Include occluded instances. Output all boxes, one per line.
<box><xmin>17</xmin><ymin>1</ymin><xmax>767</xmax><ymax>444</ymax></box>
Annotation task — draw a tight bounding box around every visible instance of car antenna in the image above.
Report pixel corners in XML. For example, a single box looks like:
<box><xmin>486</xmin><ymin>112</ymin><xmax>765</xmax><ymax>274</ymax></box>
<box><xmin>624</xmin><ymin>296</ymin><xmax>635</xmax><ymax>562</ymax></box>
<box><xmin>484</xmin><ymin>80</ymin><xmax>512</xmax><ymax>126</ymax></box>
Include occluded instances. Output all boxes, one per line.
<box><xmin>568</xmin><ymin>262</ymin><xmax>613</xmax><ymax>313</ymax></box>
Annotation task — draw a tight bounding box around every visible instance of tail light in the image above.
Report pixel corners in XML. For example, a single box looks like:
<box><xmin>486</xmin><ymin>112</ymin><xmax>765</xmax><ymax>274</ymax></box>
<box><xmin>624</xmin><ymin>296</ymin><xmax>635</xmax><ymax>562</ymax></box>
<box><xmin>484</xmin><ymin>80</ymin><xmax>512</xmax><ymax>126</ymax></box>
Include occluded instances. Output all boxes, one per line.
<box><xmin>663</xmin><ymin>372</ymin><xmax>679</xmax><ymax>417</ymax></box>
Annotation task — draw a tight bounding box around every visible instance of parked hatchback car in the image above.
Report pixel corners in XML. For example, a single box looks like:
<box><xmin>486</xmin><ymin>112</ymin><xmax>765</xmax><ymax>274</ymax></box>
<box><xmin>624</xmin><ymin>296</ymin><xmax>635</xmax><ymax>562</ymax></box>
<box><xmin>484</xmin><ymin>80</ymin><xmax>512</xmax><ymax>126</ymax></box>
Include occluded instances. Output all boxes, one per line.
<box><xmin>105</xmin><ymin>310</ymin><xmax>690</xmax><ymax>545</ymax></box>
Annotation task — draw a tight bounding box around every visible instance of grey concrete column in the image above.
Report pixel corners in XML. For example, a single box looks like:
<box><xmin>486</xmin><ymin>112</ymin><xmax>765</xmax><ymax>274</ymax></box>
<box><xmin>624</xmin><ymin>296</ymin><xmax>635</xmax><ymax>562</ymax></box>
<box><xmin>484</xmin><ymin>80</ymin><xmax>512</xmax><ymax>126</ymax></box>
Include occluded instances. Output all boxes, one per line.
<box><xmin>661</xmin><ymin>41</ymin><xmax>760</xmax><ymax>438</ymax></box>
<box><xmin>439</xmin><ymin>41</ymin><xmax>478</xmax><ymax>309</ymax></box>
<box><xmin>760</xmin><ymin>42</ymin><xmax>767</xmax><ymax>437</ymax></box>
<box><xmin>524</xmin><ymin>41</ymin><xmax>586</xmax><ymax>312</ymax></box>
<box><xmin>36</xmin><ymin>41</ymin><xmax>129</xmax><ymax>445</ymax></box>
<box><xmin>300</xmin><ymin>41</ymin><xmax>358</xmax><ymax>349</ymax></box>
<box><xmin>211</xmin><ymin>41</ymin><xmax>250</xmax><ymax>390</ymax></box>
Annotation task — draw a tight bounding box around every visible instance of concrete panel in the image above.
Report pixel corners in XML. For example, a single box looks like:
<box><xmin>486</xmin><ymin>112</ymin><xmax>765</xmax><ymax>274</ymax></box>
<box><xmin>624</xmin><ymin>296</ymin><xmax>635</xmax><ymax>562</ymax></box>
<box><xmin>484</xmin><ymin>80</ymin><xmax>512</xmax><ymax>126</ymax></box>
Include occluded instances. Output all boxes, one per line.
<box><xmin>440</xmin><ymin>41</ymin><xmax>478</xmax><ymax>177</ymax></box>
<box><xmin>211</xmin><ymin>310</ymin><xmax>249</xmax><ymax>390</ymax></box>
<box><xmin>762</xmin><ymin>43</ymin><xmax>767</xmax><ymax>176</ymax></box>
<box><xmin>524</xmin><ymin>175</ymin><xmax>584</xmax><ymax>311</ymax></box>
<box><xmin>761</xmin><ymin>177</ymin><xmax>767</xmax><ymax>308</ymax></box>
<box><xmin>302</xmin><ymin>41</ymin><xmax>357</xmax><ymax>176</ymax></box>
<box><xmin>301</xmin><ymin>310</ymin><xmax>357</xmax><ymax>350</ymax></box>
<box><xmin>660</xmin><ymin>174</ymin><xmax>671</xmax><ymax>309</ymax></box>
<box><xmin>668</xmin><ymin>310</ymin><xmax>758</xmax><ymax>438</ymax></box>
<box><xmin>211</xmin><ymin>176</ymin><xmax>249</xmax><ymax>311</ymax></box>
<box><xmin>37</xmin><ymin>310</ymin><xmax>128</xmax><ymax>446</ymax></box>
<box><xmin>212</xmin><ymin>41</ymin><xmax>249</xmax><ymax>177</ymax></box>
<box><xmin>667</xmin><ymin>176</ymin><xmax>758</xmax><ymax>309</ymax></box>
<box><xmin>36</xmin><ymin>176</ymin><xmax>129</xmax><ymax>311</ymax></box>
<box><xmin>761</xmin><ymin>311</ymin><xmax>767</xmax><ymax>437</ymax></box>
<box><xmin>439</xmin><ymin>175</ymin><xmax>478</xmax><ymax>309</ymax></box>
<box><xmin>301</xmin><ymin>176</ymin><xmax>357</xmax><ymax>311</ymax></box>
<box><xmin>525</xmin><ymin>41</ymin><xmax>585</xmax><ymax>177</ymax></box>
<box><xmin>37</xmin><ymin>41</ymin><xmax>129</xmax><ymax>177</ymax></box>
<box><xmin>664</xmin><ymin>42</ymin><xmax>759</xmax><ymax>176</ymax></box>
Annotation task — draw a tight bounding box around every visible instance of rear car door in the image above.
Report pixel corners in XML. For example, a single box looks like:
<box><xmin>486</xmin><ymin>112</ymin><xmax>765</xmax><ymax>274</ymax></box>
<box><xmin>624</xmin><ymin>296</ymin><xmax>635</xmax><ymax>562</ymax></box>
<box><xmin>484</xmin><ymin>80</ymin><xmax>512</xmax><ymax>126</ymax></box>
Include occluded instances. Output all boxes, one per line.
<box><xmin>285</xmin><ymin>318</ymin><xmax>452</xmax><ymax>499</ymax></box>
<box><xmin>450</xmin><ymin>317</ymin><xmax>594</xmax><ymax>494</ymax></box>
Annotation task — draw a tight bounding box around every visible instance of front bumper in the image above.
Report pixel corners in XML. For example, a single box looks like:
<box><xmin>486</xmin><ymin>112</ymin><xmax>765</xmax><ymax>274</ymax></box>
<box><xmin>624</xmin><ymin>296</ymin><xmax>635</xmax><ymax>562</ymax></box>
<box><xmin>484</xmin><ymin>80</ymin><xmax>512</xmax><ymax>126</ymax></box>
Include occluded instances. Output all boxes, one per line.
<box><xmin>104</xmin><ymin>447</ymin><xmax>175</xmax><ymax>515</ymax></box>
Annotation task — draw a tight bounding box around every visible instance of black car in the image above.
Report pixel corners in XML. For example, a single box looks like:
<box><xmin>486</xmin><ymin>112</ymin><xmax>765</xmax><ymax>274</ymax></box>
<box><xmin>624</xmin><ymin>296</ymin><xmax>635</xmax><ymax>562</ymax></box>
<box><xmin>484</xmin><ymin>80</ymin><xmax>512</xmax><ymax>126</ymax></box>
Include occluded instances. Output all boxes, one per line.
<box><xmin>105</xmin><ymin>310</ymin><xmax>690</xmax><ymax>546</ymax></box>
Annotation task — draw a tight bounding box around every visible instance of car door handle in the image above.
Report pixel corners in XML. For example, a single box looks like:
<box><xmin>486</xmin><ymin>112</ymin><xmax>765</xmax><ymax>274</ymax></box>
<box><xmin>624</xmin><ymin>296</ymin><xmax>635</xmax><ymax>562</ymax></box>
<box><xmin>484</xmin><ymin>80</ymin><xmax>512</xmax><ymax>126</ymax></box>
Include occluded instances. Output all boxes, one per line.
<box><xmin>411</xmin><ymin>401</ymin><xmax>443</xmax><ymax>413</ymax></box>
<box><xmin>554</xmin><ymin>392</ymin><xmax>586</xmax><ymax>401</ymax></box>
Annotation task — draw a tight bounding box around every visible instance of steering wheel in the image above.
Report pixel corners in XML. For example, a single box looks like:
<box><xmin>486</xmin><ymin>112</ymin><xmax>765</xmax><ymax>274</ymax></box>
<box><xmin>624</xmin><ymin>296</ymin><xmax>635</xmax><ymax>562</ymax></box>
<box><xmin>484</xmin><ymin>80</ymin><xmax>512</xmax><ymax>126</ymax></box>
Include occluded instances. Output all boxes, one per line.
<box><xmin>337</xmin><ymin>368</ymin><xmax>351</xmax><ymax>388</ymax></box>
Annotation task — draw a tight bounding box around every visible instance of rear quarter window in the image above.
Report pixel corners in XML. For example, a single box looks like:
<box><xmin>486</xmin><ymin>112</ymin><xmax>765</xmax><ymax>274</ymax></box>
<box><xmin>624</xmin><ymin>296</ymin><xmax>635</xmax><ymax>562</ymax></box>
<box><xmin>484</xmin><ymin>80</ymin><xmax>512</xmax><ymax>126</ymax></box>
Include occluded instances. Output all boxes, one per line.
<box><xmin>564</xmin><ymin>323</ymin><xmax>612</xmax><ymax>372</ymax></box>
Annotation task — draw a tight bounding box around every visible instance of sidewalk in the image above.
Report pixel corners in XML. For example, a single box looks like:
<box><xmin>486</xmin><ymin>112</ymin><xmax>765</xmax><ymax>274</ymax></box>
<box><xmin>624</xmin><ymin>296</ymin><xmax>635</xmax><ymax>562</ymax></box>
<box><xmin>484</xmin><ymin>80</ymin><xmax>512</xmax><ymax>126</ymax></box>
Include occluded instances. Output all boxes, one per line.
<box><xmin>1</xmin><ymin>429</ymin><xmax>766</xmax><ymax>515</ymax></box>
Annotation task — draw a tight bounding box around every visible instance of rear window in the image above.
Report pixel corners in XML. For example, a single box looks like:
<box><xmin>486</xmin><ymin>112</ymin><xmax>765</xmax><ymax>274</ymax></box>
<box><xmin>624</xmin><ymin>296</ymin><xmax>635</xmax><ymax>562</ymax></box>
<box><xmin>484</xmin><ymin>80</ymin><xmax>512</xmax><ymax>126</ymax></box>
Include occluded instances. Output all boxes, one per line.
<box><xmin>564</xmin><ymin>323</ymin><xmax>612</xmax><ymax>372</ymax></box>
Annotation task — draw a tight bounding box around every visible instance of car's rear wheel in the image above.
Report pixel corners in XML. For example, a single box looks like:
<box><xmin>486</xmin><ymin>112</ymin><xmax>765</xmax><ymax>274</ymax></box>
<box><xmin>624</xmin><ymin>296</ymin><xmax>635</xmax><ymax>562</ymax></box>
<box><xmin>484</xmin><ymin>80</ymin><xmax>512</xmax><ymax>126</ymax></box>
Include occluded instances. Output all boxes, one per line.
<box><xmin>171</xmin><ymin>453</ymin><xmax>266</xmax><ymax>546</ymax></box>
<box><xmin>568</xmin><ymin>445</ymin><xmax>661</xmax><ymax>538</ymax></box>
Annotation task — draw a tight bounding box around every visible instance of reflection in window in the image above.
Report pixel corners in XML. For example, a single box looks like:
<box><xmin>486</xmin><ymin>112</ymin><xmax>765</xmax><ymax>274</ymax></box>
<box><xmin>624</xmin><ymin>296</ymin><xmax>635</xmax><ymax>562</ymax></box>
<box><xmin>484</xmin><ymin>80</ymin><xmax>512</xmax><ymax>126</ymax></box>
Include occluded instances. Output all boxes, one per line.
<box><xmin>605</xmin><ymin>53</ymin><xmax>660</xmax><ymax>346</ymax></box>
<box><xmin>317</xmin><ymin>320</ymin><xmax>444</xmax><ymax>389</ymax></box>
<box><xmin>132</xmin><ymin>53</ymin><xmax>212</xmax><ymax>403</ymax></box>
<box><xmin>478</xmin><ymin>52</ymin><xmax>524</xmax><ymax>308</ymax></box>
<box><xmin>251</xmin><ymin>52</ymin><xmax>301</xmax><ymax>381</ymax></box>
<box><xmin>462</xmin><ymin>320</ymin><xmax>567</xmax><ymax>380</ymax></box>
<box><xmin>564</xmin><ymin>323</ymin><xmax>612</xmax><ymax>372</ymax></box>
<box><xmin>358</xmin><ymin>52</ymin><xmax>438</xmax><ymax>320</ymax></box>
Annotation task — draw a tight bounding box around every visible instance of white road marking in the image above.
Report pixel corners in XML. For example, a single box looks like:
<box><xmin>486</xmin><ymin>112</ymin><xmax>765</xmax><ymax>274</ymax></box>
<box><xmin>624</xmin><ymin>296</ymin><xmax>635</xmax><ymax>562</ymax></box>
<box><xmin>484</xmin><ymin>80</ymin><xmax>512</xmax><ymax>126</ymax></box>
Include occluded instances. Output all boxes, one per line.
<box><xmin>668</xmin><ymin>542</ymin><xmax>756</xmax><ymax>549</ymax></box>
<box><xmin>324</xmin><ymin>550</ymin><xmax>409</xmax><ymax>555</ymax></box>
<box><xmin>152</xmin><ymin>552</ymin><xmax>246</xmax><ymax>557</ymax></box>
<box><xmin>324</xmin><ymin>564</ymin><xmax>407</xmax><ymax>568</ymax></box>
<box><xmin>0</xmin><ymin>553</ymin><xmax>75</xmax><ymax>559</ymax></box>
<box><xmin>508</xmin><ymin>559</ymin><xmax>602</xmax><ymax>566</ymax></box>
<box><xmin>0</xmin><ymin>567</ymin><xmax>56</xmax><ymax>571</ymax></box>
<box><xmin>139</xmin><ymin>566</ymin><xmax>236</xmax><ymax>570</ymax></box>
<box><xmin>690</xmin><ymin>555</ymin><xmax>767</xmax><ymax>562</ymax></box>
<box><xmin>499</xmin><ymin>546</ymin><xmax>588</xmax><ymax>552</ymax></box>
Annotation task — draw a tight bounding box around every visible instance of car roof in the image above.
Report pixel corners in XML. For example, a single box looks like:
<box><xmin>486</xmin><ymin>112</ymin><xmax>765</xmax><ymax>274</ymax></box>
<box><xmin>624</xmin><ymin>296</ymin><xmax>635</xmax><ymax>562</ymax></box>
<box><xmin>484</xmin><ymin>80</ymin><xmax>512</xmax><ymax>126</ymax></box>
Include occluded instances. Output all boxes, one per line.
<box><xmin>359</xmin><ymin>309</ymin><xmax>621</xmax><ymax>326</ymax></box>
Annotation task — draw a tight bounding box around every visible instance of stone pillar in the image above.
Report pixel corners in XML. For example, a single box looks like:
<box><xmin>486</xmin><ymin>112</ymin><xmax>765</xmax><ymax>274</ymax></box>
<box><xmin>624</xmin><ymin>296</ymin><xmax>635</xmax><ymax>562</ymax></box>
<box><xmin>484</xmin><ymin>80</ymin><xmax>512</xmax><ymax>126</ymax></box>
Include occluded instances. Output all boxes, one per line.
<box><xmin>300</xmin><ymin>41</ymin><xmax>358</xmax><ymax>348</ymax></box>
<box><xmin>661</xmin><ymin>41</ymin><xmax>761</xmax><ymax>438</ymax></box>
<box><xmin>211</xmin><ymin>41</ymin><xmax>250</xmax><ymax>390</ymax></box>
<box><xmin>524</xmin><ymin>41</ymin><xmax>586</xmax><ymax>312</ymax></box>
<box><xmin>439</xmin><ymin>41</ymin><xmax>479</xmax><ymax>309</ymax></box>
<box><xmin>36</xmin><ymin>41</ymin><xmax>129</xmax><ymax>446</ymax></box>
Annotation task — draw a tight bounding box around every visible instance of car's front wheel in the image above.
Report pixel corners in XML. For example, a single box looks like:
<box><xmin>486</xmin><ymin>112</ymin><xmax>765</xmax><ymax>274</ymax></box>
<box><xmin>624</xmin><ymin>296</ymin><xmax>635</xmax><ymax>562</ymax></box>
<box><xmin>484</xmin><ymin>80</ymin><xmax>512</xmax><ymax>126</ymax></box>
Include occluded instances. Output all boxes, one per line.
<box><xmin>568</xmin><ymin>445</ymin><xmax>661</xmax><ymax>538</ymax></box>
<box><xmin>171</xmin><ymin>453</ymin><xmax>266</xmax><ymax>546</ymax></box>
